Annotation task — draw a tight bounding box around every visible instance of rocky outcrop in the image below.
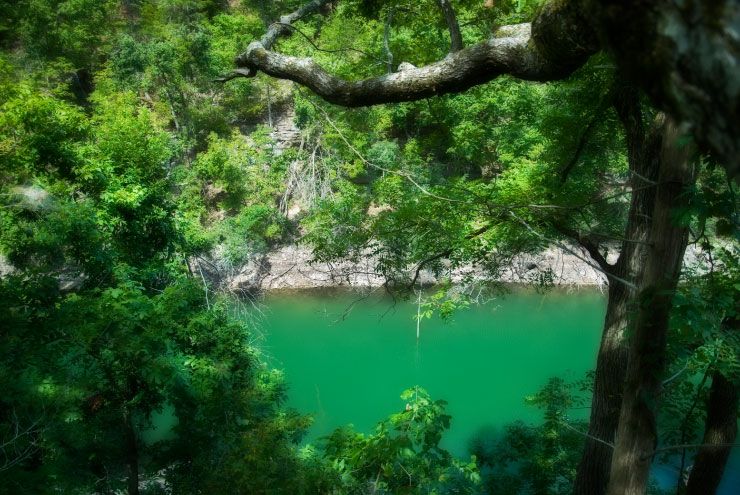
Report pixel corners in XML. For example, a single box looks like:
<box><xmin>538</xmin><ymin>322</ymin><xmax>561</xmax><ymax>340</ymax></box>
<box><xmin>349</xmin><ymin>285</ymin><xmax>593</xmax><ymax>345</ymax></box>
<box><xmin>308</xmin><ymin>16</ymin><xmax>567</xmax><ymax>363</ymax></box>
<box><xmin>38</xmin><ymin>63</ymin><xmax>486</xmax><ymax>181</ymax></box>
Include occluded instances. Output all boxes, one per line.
<box><xmin>194</xmin><ymin>242</ymin><xmax>710</xmax><ymax>293</ymax></box>
<box><xmin>254</xmin><ymin>244</ymin><xmax>614</xmax><ymax>290</ymax></box>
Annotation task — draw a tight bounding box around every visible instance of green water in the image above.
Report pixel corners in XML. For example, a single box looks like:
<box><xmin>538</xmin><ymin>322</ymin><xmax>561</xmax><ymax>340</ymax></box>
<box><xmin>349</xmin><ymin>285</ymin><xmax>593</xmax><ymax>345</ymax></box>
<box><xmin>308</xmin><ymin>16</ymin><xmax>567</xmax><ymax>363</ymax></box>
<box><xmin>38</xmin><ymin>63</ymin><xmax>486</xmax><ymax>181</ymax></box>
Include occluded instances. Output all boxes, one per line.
<box><xmin>258</xmin><ymin>288</ymin><xmax>605</xmax><ymax>456</ymax></box>
<box><xmin>257</xmin><ymin>288</ymin><xmax>740</xmax><ymax>493</ymax></box>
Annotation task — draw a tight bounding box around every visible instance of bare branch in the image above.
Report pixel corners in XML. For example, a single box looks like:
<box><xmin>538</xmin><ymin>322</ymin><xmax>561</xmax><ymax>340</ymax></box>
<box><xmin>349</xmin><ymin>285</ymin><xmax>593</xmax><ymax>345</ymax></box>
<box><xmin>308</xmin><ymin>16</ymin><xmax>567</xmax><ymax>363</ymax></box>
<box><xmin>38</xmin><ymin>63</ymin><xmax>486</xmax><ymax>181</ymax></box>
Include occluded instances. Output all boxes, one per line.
<box><xmin>383</xmin><ymin>7</ymin><xmax>394</xmax><ymax>73</ymax></box>
<box><xmin>0</xmin><ymin>409</ymin><xmax>44</xmax><ymax>472</ymax></box>
<box><xmin>560</xmin><ymin>419</ymin><xmax>615</xmax><ymax>450</ymax></box>
<box><xmin>270</xmin><ymin>22</ymin><xmax>388</xmax><ymax>65</ymax></box>
<box><xmin>435</xmin><ymin>0</ymin><xmax>464</xmax><ymax>53</ymax></box>
<box><xmin>642</xmin><ymin>443</ymin><xmax>740</xmax><ymax>460</ymax></box>
<box><xmin>406</xmin><ymin>224</ymin><xmax>492</xmax><ymax>290</ymax></box>
<box><xmin>560</xmin><ymin>87</ymin><xmax>615</xmax><ymax>182</ymax></box>
<box><xmin>551</xmin><ymin>223</ymin><xmax>614</xmax><ymax>273</ymax></box>
<box><xmin>301</xmin><ymin>92</ymin><xmax>462</xmax><ymax>202</ymax></box>
<box><xmin>509</xmin><ymin>211</ymin><xmax>636</xmax><ymax>290</ymax></box>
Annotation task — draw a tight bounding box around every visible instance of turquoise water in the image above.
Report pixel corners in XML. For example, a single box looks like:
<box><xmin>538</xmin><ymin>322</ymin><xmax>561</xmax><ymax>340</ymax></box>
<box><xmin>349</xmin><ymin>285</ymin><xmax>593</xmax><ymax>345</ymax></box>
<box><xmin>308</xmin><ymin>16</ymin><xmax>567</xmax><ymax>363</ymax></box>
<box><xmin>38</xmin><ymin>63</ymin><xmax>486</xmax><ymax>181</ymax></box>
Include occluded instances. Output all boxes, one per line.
<box><xmin>258</xmin><ymin>288</ymin><xmax>605</xmax><ymax>455</ymax></box>
<box><xmin>256</xmin><ymin>288</ymin><xmax>739</xmax><ymax>493</ymax></box>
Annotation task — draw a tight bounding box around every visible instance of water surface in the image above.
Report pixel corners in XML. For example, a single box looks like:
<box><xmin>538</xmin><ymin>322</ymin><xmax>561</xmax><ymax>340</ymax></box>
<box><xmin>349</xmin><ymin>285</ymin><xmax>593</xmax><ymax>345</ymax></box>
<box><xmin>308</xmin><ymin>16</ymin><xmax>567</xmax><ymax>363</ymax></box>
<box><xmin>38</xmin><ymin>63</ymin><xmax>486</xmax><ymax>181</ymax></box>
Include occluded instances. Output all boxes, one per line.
<box><xmin>258</xmin><ymin>288</ymin><xmax>605</xmax><ymax>454</ymax></box>
<box><xmin>255</xmin><ymin>288</ymin><xmax>739</xmax><ymax>493</ymax></box>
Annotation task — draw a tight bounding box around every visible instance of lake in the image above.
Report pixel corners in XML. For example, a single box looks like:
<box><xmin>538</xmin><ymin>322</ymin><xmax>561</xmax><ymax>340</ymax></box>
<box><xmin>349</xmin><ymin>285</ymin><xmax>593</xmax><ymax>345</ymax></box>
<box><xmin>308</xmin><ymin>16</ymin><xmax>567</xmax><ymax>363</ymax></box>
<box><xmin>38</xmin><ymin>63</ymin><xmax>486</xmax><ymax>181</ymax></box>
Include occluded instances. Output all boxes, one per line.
<box><xmin>257</xmin><ymin>288</ymin><xmax>604</xmax><ymax>453</ymax></box>
<box><xmin>254</xmin><ymin>287</ymin><xmax>739</xmax><ymax>493</ymax></box>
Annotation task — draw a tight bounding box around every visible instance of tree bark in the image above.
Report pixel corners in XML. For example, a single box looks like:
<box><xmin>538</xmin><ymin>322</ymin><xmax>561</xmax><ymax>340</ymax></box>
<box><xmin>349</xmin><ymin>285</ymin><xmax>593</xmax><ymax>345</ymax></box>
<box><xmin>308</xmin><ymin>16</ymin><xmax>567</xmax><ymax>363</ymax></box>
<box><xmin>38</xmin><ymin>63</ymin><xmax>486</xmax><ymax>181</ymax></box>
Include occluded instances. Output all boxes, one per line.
<box><xmin>605</xmin><ymin>117</ymin><xmax>696</xmax><ymax>495</ymax></box>
<box><xmin>233</xmin><ymin>1</ymin><xmax>598</xmax><ymax>105</ymax></box>
<box><xmin>572</xmin><ymin>88</ymin><xmax>661</xmax><ymax>495</ymax></box>
<box><xmin>217</xmin><ymin>0</ymin><xmax>335</xmax><ymax>81</ymax></box>
<box><xmin>124</xmin><ymin>407</ymin><xmax>139</xmax><ymax>495</ymax></box>
<box><xmin>228</xmin><ymin>0</ymin><xmax>740</xmax><ymax>178</ymax></box>
<box><xmin>574</xmin><ymin>278</ymin><xmax>630</xmax><ymax>495</ymax></box>
<box><xmin>582</xmin><ymin>0</ymin><xmax>740</xmax><ymax>180</ymax></box>
<box><xmin>684</xmin><ymin>371</ymin><xmax>738</xmax><ymax>495</ymax></box>
<box><xmin>124</xmin><ymin>377</ymin><xmax>140</xmax><ymax>495</ymax></box>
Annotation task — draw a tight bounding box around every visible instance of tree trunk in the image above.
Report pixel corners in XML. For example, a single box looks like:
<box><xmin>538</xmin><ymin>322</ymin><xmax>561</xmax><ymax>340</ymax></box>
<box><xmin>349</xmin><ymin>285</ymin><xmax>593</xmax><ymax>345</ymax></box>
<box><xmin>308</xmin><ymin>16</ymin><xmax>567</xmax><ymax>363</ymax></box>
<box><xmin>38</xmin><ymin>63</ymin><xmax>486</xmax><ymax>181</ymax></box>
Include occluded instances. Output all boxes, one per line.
<box><xmin>605</xmin><ymin>117</ymin><xmax>695</xmax><ymax>495</ymax></box>
<box><xmin>124</xmin><ymin>407</ymin><xmax>139</xmax><ymax>495</ymax></box>
<box><xmin>123</xmin><ymin>377</ymin><xmax>140</xmax><ymax>495</ymax></box>
<box><xmin>573</xmin><ymin>88</ymin><xmax>659</xmax><ymax>495</ymax></box>
<box><xmin>685</xmin><ymin>372</ymin><xmax>739</xmax><ymax>494</ymax></box>
<box><xmin>573</xmin><ymin>281</ymin><xmax>630</xmax><ymax>495</ymax></box>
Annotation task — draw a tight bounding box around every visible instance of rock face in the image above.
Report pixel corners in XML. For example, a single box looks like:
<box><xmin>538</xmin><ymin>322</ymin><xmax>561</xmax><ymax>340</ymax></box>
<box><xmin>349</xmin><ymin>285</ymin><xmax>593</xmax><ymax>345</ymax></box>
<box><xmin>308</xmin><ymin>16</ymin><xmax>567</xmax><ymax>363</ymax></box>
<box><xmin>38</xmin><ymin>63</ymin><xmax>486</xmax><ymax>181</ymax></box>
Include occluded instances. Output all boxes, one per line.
<box><xmin>0</xmin><ymin>255</ymin><xmax>15</xmax><ymax>278</ymax></box>
<box><xmin>257</xmin><ymin>246</ymin><xmax>387</xmax><ymax>290</ymax></box>
<box><xmin>200</xmin><ymin>242</ymin><xmax>709</xmax><ymax>293</ymax></box>
<box><xmin>270</xmin><ymin>105</ymin><xmax>301</xmax><ymax>152</ymax></box>
<box><xmin>208</xmin><ymin>244</ymin><xmax>611</xmax><ymax>292</ymax></box>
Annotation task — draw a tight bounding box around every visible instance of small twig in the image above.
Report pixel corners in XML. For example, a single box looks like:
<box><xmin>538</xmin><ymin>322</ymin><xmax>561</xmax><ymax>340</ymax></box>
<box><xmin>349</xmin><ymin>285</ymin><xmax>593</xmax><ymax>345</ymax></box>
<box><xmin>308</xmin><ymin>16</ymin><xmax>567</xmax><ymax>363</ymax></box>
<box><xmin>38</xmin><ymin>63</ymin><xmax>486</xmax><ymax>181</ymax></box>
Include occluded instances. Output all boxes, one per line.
<box><xmin>415</xmin><ymin>289</ymin><xmax>422</xmax><ymax>341</ymax></box>
<box><xmin>383</xmin><ymin>7</ymin><xmax>395</xmax><ymax>73</ymax></box>
<box><xmin>560</xmin><ymin>90</ymin><xmax>613</xmax><ymax>182</ymax></box>
<box><xmin>662</xmin><ymin>360</ymin><xmax>689</xmax><ymax>387</ymax></box>
<box><xmin>271</xmin><ymin>22</ymin><xmax>388</xmax><ymax>65</ymax></box>
<box><xmin>560</xmin><ymin>420</ymin><xmax>615</xmax><ymax>450</ymax></box>
<box><xmin>509</xmin><ymin>210</ymin><xmax>637</xmax><ymax>290</ymax></box>
<box><xmin>302</xmin><ymin>92</ymin><xmax>462</xmax><ymax>203</ymax></box>
<box><xmin>196</xmin><ymin>263</ymin><xmax>211</xmax><ymax>310</ymax></box>
<box><xmin>435</xmin><ymin>0</ymin><xmax>463</xmax><ymax>53</ymax></box>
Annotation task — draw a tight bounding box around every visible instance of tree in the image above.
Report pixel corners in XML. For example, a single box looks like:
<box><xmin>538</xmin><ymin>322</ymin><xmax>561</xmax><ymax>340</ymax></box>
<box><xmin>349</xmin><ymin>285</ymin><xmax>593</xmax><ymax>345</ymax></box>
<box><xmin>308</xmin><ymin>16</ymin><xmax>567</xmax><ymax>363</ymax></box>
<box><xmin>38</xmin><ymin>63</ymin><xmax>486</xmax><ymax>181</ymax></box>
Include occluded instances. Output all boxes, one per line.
<box><xmin>304</xmin><ymin>387</ymin><xmax>482</xmax><ymax>494</ymax></box>
<box><xmin>224</xmin><ymin>1</ymin><xmax>737</xmax><ymax>493</ymax></box>
<box><xmin>225</xmin><ymin>0</ymin><xmax>740</xmax><ymax>180</ymax></box>
<box><xmin>0</xmin><ymin>62</ymin><xmax>309</xmax><ymax>493</ymax></box>
<box><xmin>666</xmin><ymin>245</ymin><xmax>739</xmax><ymax>495</ymax></box>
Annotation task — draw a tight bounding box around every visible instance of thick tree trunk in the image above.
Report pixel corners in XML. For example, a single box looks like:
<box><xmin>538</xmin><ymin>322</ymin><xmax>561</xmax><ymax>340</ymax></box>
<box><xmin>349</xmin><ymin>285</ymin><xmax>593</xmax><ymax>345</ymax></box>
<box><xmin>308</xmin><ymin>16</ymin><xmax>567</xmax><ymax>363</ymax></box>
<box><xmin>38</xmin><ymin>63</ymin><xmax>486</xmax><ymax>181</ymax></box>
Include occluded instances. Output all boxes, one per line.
<box><xmin>573</xmin><ymin>281</ymin><xmax>630</xmax><ymax>495</ymax></box>
<box><xmin>583</xmin><ymin>0</ymin><xmax>740</xmax><ymax>180</ymax></box>
<box><xmin>572</xmin><ymin>88</ymin><xmax>659</xmax><ymax>495</ymax></box>
<box><xmin>605</xmin><ymin>118</ymin><xmax>695</xmax><ymax>495</ymax></box>
<box><xmin>685</xmin><ymin>373</ymin><xmax>738</xmax><ymax>494</ymax></box>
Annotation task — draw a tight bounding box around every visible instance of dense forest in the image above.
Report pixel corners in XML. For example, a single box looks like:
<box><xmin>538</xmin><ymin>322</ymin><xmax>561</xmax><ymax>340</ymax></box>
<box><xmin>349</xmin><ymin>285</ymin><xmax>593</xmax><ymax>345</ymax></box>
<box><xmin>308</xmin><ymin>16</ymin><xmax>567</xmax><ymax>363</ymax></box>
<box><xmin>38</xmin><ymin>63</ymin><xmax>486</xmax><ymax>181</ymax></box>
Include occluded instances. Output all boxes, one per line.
<box><xmin>0</xmin><ymin>1</ymin><xmax>737</xmax><ymax>494</ymax></box>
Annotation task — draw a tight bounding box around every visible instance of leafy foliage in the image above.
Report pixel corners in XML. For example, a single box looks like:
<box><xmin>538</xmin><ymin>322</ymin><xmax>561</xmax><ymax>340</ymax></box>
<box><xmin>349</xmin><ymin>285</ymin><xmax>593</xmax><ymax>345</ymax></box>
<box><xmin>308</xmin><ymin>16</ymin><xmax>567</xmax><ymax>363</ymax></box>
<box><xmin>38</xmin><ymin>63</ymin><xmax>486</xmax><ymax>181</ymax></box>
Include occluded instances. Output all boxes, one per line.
<box><xmin>303</xmin><ymin>387</ymin><xmax>483</xmax><ymax>494</ymax></box>
<box><xmin>0</xmin><ymin>0</ymin><xmax>737</xmax><ymax>493</ymax></box>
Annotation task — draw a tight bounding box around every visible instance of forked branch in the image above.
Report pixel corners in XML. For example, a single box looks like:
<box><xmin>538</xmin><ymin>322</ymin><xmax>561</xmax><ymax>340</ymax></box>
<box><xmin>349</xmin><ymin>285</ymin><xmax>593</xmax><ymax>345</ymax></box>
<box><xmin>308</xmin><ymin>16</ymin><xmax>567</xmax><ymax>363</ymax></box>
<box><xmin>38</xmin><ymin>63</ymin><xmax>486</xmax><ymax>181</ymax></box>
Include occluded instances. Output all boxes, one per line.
<box><xmin>216</xmin><ymin>0</ymin><xmax>334</xmax><ymax>82</ymax></box>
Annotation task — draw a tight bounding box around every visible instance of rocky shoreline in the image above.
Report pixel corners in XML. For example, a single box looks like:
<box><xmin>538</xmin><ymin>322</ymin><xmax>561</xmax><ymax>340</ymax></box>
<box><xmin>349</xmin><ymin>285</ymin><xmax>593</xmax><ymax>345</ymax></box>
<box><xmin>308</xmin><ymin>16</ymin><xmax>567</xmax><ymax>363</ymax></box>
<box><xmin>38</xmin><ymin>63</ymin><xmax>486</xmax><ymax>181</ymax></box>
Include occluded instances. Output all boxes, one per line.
<box><xmin>190</xmin><ymin>244</ymin><xmax>624</xmax><ymax>294</ymax></box>
<box><xmin>2</xmin><ymin>243</ymin><xmax>706</xmax><ymax>295</ymax></box>
<box><xmin>189</xmin><ymin>241</ymin><xmax>712</xmax><ymax>294</ymax></box>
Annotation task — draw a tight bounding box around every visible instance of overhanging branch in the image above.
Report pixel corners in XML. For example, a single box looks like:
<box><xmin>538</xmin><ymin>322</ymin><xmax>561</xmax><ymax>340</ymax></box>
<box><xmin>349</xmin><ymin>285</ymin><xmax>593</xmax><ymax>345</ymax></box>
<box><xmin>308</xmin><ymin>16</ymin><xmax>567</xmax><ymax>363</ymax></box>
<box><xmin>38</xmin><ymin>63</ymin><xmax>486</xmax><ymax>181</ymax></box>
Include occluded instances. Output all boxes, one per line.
<box><xmin>224</xmin><ymin>0</ymin><xmax>739</xmax><ymax>179</ymax></box>
<box><xmin>229</xmin><ymin>0</ymin><xmax>598</xmax><ymax>106</ymax></box>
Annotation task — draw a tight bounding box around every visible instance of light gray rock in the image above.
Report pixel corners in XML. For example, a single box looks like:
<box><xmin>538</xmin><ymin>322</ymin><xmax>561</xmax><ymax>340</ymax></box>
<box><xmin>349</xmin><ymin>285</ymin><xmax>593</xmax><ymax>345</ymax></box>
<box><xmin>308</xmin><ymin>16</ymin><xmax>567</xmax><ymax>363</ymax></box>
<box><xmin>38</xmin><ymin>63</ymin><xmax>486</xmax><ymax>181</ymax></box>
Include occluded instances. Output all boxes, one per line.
<box><xmin>224</xmin><ymin>243</ymin><xmax>709</xmax><ymax>292</ymax></box>
<box><xmin>0</xmin><ymin>255</ymin><xmax>16</xmax><ymax>277</ymax></box>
